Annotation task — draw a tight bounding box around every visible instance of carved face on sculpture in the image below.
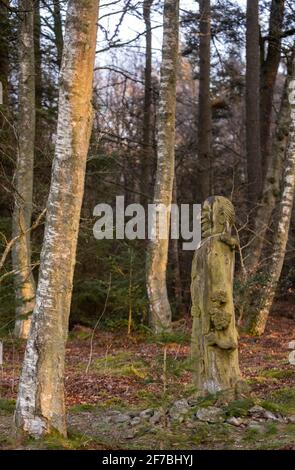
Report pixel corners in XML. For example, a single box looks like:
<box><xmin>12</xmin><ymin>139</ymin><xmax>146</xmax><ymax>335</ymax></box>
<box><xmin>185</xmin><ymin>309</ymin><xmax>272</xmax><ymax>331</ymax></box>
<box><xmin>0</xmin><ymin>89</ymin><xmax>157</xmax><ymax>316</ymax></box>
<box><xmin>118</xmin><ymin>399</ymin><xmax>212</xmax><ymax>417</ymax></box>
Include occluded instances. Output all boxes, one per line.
<box><xmin>201</xmin><ymin>196</ymin><xmax>235</xmax><ymax>238</ymax></box>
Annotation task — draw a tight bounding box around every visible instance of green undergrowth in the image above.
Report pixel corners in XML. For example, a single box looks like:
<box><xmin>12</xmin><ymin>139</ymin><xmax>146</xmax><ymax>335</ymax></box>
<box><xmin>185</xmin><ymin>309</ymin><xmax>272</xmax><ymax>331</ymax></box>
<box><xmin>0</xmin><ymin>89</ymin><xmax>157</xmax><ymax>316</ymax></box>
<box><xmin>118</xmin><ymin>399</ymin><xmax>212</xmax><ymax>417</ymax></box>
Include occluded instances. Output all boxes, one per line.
<box><xmin>0</xmin><ymin>398</ymin><xmax>15</xmax><ymax>414</ymax></box>
<box><xmin>146</xmin><ymin>329</ymin><xmax>191</xmax><ymax>346</ymax></box>
<box><xmin>25</xmin><ymin>430</ymin><xmax>109</xmax><ymax>450</ymax></box>
<box><xmin>223</xmin><ymin>398</ymin><xmax>255</xmax><ymax>418</ymax></box>
<box><xmin>92</xmin><ymin>351</ymin><xmax>149</xmax><ymax>379</ymax></box>
<box><xmin>261</xmin><ymin>387</ymin><xmax>295</xmax><ymax>415</ymax></box>
<box><xmin>260</xmin><ymin>368</ymin><xmax>294</xmax><ymax>380</ymax></box>
<box><xmin>70</xmin><ymin>403</ymin><xmax>98</xmax><ymax>413</ymax></box>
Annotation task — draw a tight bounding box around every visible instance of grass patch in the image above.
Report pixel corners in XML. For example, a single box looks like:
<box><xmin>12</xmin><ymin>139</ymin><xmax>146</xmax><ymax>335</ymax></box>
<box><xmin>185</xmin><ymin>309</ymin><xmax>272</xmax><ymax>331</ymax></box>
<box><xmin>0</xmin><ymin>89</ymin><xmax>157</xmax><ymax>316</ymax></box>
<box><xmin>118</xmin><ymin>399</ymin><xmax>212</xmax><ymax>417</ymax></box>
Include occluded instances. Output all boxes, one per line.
<box><xmin>93</xmin><ymin>351</ymin><xmax>148</xmax><ymax>379</ymax></box>
<box><xmin>68</xmin><ymin>329</ymin><xmax>91</xmax><ymax>341</ymax></box>
<box><xmin>192</xmin><ymin>423</ymin><xmax>233</xmax><ymax>448</ymax></box>
<box><xmin>136</xmin><ymin>389</ymin><xmax>174</xmax><ymax>409</ymax></box>
<box><xmin>147</xmin><ymin>330</ymin><xmax>190</xmax><ymax>346</ymax></box>
<box><xmin>0</xmin><ymin>398</ymin><xmax>15</xmax><ymax>414</ymax></box>
<box><xmin>265</xmin><ymin>422</ymin><xmax>278</xmax><ymax>436</ymax></box>
<box><xmin>154</xmin><ymin>353</ymin><xmax>193</xmax><ymax>379</ymax></box>
<box><xmin>243</xmin><ymin>427</ymin><xmax>260</xmax><ymax>442</ymax></box>
<box><xmin>223</xmin><ymin>398</ymin><xmax>254</xmax><ymax>418</ymax></box>
<box><xmin>25</xmin><ymin>430</ymin><xmax>108</xmax><ymax>450</ymax></box>
<box><xmin>261</xmin><ymin>368</ymin><xmax>294</xmax><ymax>380</ymax></box>
<box><xmin>98</xmin><ymin>397</ymin><xmax>129</xmax><ymax>409</ymax></box>
<box><xmin>248</xmin><ymin>376</ymin><xmax>271</xmax><ymax>385</ymax></box>
<box><xmin>70</xmin><ymin>403</ymin><xmax>97</xmax><ymax>413</ymax></box>
<box><xmin>261</xmin><ymin>387</ymin><xmax>295</xmax><ymax>415</ymax></box>
<box><xmin>193</xmin><ymin>394</ymin><xmax>217</xmax><ymax>408</ymax></box>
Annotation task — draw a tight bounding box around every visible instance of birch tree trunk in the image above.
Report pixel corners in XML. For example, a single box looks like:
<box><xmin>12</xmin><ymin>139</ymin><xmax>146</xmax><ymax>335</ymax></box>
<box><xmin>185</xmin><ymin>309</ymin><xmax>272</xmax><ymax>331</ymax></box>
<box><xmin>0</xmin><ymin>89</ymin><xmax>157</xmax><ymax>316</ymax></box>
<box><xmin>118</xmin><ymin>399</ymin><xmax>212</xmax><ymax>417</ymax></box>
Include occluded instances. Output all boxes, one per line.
<box><xmin>248</xmin><ymin>65</ymin><xmax>295</xmax><ymax>336</ymax></box>
<box><xmin>12</xmin><ymin>0</ymin><xmax>36</xmax><ymax>339</ymax></box>
<box><xmin>197</xmin><ymin>0</ymin><xmax>212</xmax><ymax>201</ymax></box>
<box><xmin>246</xmin><ymin>0</ymin><xmax>262</xmax><ymax>207</ymax></box>
<box><xmin>245</xmin><ymin>69</ymin><xmax>292</xmax><ymax>275</ymax></box>
<box><xmin>146</xmin><ymin>0</ymin><xmax>179</xmax><ymax>333</ymax></box>
<box><xmin>14</xmin><ymin>0</ymin><xmax>99</xmax><ymax>437</ymax></box>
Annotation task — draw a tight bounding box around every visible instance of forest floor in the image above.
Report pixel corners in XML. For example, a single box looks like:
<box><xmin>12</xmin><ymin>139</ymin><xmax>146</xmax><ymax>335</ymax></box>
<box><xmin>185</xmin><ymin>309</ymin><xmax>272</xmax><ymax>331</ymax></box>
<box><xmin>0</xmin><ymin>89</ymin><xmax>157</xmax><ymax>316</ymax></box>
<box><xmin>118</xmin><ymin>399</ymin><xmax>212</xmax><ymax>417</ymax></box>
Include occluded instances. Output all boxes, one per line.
<box><xmin>1</xmin><ymin>303</ymin><xmax>295</xmax><ymax>450</ymax></box>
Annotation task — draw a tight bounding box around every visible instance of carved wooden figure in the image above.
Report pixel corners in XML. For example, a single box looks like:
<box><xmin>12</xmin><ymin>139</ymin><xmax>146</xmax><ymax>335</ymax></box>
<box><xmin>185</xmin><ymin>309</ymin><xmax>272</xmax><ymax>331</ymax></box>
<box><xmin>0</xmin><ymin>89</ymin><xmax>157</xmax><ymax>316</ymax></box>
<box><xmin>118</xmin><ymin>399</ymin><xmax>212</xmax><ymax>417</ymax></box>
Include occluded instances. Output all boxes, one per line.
<box><xmin>191</xmin><ymin>196</ymin><xmax>241</xmax><ymax>394</ymax></box>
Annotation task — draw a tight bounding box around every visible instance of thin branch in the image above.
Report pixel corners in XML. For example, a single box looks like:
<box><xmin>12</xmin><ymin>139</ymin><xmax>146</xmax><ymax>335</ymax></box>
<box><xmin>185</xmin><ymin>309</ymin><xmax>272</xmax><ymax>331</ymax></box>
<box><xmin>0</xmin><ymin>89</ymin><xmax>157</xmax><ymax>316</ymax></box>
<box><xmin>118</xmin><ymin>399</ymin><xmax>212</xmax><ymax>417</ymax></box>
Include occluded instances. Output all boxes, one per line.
<box><xmin>0</xmin><ymin>209</ymin><xmax>46</xmax><ymax>272</ymax></box>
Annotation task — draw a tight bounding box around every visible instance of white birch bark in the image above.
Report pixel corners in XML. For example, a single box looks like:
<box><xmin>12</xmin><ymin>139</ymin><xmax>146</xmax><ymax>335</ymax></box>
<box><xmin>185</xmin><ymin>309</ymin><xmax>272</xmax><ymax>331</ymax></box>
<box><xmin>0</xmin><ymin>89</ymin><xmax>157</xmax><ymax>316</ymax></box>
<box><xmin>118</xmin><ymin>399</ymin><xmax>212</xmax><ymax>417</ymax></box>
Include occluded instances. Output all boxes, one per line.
<box><xmin>249</xmin><ymin>67</ymin><xmax>295</xmax><ymax>336</ymax></box>
<box><xmin>146</xmin><ymin>0</ymin><xmax>179</xmax><ymax>333</ymax></box>
<box><xmin>14</xmin><ymin>0</ymin><xmax>99</xmax><ymax>437</ymax></box>
<box><xmin>12</xmin><ymin>0</ymin><xmax>36</xmax><ymax>339</ymax></box>
<box><xmin>245</xmin><ymin>73</ymin><xmax>291</xmax><ymax>275</ymax></box>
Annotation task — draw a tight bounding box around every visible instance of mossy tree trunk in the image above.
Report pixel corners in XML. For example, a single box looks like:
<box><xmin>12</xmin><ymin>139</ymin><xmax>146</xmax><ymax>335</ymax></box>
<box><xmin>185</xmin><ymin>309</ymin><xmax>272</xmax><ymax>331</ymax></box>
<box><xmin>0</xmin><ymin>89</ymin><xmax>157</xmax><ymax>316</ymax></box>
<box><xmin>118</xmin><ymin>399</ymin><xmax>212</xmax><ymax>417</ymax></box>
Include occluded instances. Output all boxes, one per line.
<box><xmin>146</xmin><ymin>0</ymin><xmax>179</xmax><ymax>333</ymax></box>
<box><xmin>12</xmin><ymin>0</ymin><xmax>36</xmax><ymax>339</ymax></box>
<box><xmin>14</xmin><ymin>0</ymin><xmax>99</xmax><ymax>437</ymax></box>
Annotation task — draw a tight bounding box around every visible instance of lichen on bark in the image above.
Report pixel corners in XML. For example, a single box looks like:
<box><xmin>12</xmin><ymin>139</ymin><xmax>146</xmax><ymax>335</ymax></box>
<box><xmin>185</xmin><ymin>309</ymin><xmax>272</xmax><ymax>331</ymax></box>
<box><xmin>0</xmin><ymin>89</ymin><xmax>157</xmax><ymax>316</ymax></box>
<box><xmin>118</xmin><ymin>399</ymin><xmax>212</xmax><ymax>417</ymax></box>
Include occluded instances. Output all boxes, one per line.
<box><xmin>146</xmin><ymin>0</ymin><xmax>179</xmax><ymax>334</ymax></box>
<box><xmin>12</xmin><ymin>0</ymin><xmax>36</xmax><ymax>339</ymax></box>
<box><xmin>14</xmin><ymin>0</ymin><xmax>100</xmax><ymax>438</ymax></box>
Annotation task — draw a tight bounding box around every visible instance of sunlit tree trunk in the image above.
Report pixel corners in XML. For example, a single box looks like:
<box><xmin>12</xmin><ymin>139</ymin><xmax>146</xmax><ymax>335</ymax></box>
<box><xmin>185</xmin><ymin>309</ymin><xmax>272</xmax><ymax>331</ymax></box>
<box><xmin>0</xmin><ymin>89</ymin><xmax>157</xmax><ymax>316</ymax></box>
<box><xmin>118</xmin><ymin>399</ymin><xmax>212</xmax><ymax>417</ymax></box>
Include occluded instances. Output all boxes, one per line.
<box><xmin>14</xmin><ymin>0</ymin><xmax>99</xmax><ymax>437</ymax></box>
<box><xmin>246</xmin><ymin>0</ymin><xmax>262</xmax><ymax>208</ymax></box>
<box><xmin>197</xmin><ymin>0</ymin><xmax>212</xmax><ymax>201</ymax></box>
<box><xmin>12</xmin><ymin>0</ymin><xmax>36</xmax><ymax>339</ymax></box>
<box><xmin>146</xmin><ymin>0</ymin><xmax>179</xmax><ymax>333</ymax></box>
<box><xmin>248</xmin><ymin>66</ymin><xmax>295</xmax><ymax>336</ymax></box>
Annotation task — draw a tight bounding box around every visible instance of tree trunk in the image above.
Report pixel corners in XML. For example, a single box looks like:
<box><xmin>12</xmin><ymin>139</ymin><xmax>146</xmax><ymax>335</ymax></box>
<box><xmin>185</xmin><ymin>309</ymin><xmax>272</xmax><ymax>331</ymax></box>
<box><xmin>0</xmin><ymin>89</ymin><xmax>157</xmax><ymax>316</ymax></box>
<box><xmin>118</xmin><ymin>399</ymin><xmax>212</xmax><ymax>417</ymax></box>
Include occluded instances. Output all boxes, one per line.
<box><xmin>0</xmin><ymin>0</ymin><xmax>9</xmax><ymax>107</ymax></box>
<box><xmin>197</xmin><ymin>0</ymin><xmax>212</xmax><ymax>201</ymax></box>
<box><xmin>260</xmin><ymin>0</ymin><xmax>285</xmax><ymax>176</ymax></box>
<box><xmin>146</xmin><ymin>0</ymin><xmax>179</xmax><ymax>334</ymax></box>
<box><xmin>246</xmin><ymin>0</ymin><xmax>262</xmax><ymax>208</ymax></box>
<box><xmin>171</xmin><ymin>179</ymin><xmax>185</xmax><ymax>316</ymax></box>
<box><xmin>34</xmin><ymin>0</ymin><xmax>42</xmax><ymax>111</ymax></box>
<box><xmin>141</xmin><ymin>0</ymin><xmax>153</xmax><ymax>205</ymax></box>
<box><xmin>53</xmin><ymin>0</ymin><xmax>64</xmax><ymax>70</ymax></box>
<box><xmin>14</xmin><ymin>0</ymin><xmax>99</xmax><ymax>438</ymax></box>
<box><xmin>0</xmin><ymin>0</ymin><xmax>11</xmax><ymax>218</ymax></box>
<box><xmin>245</xmin><ymin>68</ymin><xmax>292</xmax><ymax>276</ymax></box>
<box><xmin>12</xmin><ymin>0</ymin><xmax>36</xmax><ymax>339</ymax></box>
<box><xmin>248</xmin><ymin>63</ymin><xmax>295</xmax><ymax>336</ymax></box>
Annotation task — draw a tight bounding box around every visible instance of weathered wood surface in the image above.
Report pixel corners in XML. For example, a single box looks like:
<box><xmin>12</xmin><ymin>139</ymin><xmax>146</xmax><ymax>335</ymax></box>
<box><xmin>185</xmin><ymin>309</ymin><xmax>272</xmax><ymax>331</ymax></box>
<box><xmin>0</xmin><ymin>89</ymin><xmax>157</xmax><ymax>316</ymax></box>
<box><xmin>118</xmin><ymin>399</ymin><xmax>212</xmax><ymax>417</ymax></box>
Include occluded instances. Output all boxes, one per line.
<box><xmin>191</xmin><ymin>196</ymin><xmax>242</xmax><ymax>395</ymax></box>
